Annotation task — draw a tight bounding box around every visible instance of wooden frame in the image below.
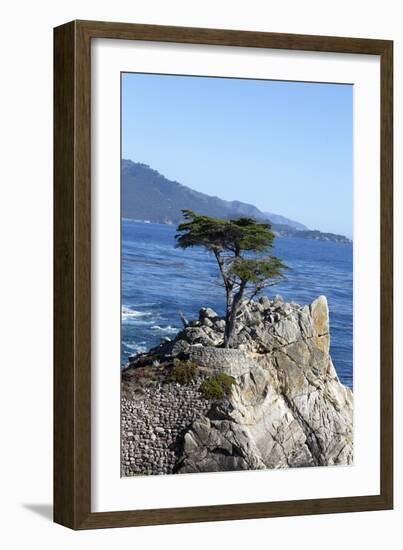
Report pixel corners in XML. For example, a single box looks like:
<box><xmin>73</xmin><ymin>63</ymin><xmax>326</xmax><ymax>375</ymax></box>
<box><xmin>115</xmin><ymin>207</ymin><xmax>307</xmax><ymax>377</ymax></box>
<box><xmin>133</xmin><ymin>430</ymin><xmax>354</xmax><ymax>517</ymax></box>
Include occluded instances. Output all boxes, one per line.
<box><xmin>54</xmin><ymin>20</ymin><xmax>393</xmax><ymax>530</ymax></box>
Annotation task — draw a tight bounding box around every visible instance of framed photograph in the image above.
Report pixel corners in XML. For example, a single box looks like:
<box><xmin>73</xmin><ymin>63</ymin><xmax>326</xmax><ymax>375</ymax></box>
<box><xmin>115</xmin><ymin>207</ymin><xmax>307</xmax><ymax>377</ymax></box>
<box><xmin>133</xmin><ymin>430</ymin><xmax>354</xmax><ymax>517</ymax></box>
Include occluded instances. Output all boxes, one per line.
<box><xmin>54</xmin><ymin>20</ymin><xmax>393</xmax><ymax>529</ymax></box>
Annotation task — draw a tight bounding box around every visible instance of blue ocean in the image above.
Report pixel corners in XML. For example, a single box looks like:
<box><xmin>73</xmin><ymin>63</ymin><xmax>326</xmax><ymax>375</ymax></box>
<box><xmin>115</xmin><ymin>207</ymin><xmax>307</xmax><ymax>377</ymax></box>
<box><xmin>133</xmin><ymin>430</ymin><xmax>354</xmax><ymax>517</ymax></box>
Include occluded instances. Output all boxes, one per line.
<box><xmin>121</xmin><ymin>220</ymin><xmax>353</xmax><ymax>389</ymax></box>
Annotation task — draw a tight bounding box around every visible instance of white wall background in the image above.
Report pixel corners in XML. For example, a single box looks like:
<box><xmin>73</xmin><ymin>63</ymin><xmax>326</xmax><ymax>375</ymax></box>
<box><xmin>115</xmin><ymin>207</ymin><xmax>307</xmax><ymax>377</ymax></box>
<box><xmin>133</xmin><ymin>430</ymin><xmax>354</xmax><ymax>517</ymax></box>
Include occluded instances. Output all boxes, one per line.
<box><xmin>0</xmin><ymin>0</ymin><xmax>400</xmax><ymax>548</ymax></box>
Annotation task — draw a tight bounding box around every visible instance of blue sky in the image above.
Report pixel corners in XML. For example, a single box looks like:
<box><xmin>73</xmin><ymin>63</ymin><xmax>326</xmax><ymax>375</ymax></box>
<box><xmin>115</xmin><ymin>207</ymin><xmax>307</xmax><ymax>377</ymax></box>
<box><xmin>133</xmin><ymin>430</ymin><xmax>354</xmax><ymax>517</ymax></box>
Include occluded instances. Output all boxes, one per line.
<box><xmin>122</xmin><ymin>73</ymin><xmax>353</xmax><ymax>237</ymax></box>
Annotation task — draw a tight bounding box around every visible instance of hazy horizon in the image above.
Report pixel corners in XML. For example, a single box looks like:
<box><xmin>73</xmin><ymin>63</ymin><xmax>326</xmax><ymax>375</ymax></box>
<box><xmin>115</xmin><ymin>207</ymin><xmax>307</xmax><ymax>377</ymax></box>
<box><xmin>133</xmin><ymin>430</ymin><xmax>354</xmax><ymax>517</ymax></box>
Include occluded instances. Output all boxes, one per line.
<box><xmin>122</xmin><ymin>73</ymin><xmax>353</xmax><ymax>237</ymax></box>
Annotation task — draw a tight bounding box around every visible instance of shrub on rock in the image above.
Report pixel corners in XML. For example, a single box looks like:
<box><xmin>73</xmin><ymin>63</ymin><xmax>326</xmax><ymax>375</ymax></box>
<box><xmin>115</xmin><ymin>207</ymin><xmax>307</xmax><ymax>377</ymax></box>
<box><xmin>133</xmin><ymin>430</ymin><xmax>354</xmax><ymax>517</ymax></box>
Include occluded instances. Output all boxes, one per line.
<box><xmin>170</xmin><ymin>359</ymin><xmax>197</xmax><ymax>385</ymax></box>
<box><xmin>199</xmin><ymin>373</ymin><xmax>236</xmax><ymax>400</ymax></box>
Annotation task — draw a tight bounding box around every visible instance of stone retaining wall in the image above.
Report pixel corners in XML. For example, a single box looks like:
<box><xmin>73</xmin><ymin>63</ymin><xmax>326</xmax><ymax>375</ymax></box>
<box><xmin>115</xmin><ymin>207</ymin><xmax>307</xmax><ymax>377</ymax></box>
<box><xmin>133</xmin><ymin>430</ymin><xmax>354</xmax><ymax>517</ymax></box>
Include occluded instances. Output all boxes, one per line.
<box><xmin>189</xmin><ymin>346</ymin><xmax>259</xmax><ymax>377</ymax></box>
<box><xmin>121</xmin><ymin>377</ymin><xmax>209</xmax><ymax>476</ymax></box>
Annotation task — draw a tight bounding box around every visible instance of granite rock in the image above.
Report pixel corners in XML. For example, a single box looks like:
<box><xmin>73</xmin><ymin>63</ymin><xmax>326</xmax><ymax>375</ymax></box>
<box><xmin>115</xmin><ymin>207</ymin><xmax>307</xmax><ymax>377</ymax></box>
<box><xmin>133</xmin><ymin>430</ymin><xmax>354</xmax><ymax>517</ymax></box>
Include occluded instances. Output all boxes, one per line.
<box><xmin>122</xmin><ymin>295</ymin><xmax>353</xmax><ymax>475</ymax></box>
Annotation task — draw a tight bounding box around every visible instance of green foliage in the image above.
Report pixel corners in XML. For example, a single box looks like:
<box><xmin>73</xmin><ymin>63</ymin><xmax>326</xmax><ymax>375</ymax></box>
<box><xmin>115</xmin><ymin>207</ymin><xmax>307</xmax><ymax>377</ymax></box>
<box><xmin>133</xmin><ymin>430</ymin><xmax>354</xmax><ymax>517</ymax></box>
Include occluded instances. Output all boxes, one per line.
<box><xmin>176</xmin><ymin>210</ymin><xmax>274</xmax><ymax>253</ymax></box>
<box><xmin>175</xmin><ymin>210</ymin><xmax>286</xmax><ymax>290</ymax></box>
<box><xmin>170</xmin><ymin>359</ymin><xmax>197</xmax><ymax>385</ymax></box>
<box><xmin>216</xmin><ymin>372</ymin><xmax>237</xmax><ymax>395</ymax></box>
<box><xmin>175</xmin><ymin>209</ymin><xmax>288</xmax><ymax>348</ymax></box>
<box><xmin>229</xmin><ymin>256</ymin><xmax>287</xmax><ymax>285</ymax></box>
<box><xmin>200</xmin><ymin>378</ymin><xmax>223</xmax><ymax>400</ymax></box>
<box><xmin>199</xmin><ymin>373</ymin><xmax>236</xmax><ymax>400</ymax></box>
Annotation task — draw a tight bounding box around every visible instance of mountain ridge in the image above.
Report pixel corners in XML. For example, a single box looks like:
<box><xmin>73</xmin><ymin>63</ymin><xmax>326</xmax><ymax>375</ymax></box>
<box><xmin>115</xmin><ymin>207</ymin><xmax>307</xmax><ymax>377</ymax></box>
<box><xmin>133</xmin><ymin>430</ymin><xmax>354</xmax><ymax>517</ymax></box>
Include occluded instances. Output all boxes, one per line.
<box><xmin>122</xmin><ymin>159</ymin><xmax>351</xmax><ymax>243</ymax></box>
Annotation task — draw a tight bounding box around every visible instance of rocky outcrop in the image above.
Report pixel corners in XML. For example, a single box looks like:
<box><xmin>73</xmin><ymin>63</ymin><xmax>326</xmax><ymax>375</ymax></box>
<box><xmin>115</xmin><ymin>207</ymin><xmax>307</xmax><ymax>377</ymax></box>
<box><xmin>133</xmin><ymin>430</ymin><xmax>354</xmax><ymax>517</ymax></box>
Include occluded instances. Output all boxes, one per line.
<box><xmin>122</xmin><ymin>295</ymin><xmax>353</xmax><ymax>475</ymax></box>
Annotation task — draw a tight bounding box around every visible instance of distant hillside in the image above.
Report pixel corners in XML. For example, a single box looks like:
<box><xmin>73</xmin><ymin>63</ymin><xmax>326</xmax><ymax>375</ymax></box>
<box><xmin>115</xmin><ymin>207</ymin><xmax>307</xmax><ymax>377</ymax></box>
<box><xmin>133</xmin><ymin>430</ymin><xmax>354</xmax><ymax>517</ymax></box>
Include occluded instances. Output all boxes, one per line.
<box><xmin>274</xmin><ymin>228</ymin><xmax>351</xmax><ymax>244</ymax></box>
<box><xmin>122</xmin><ymin>160</ymin><xmax>350</xmax><ymax>243</ymax></box>
<box><xmin>122</xmin><ymin>160</ymin><xmax>302</xmax><ymax>228</ymax></box>
<box><xmin>263</xmin><ymin>212</ymin><xmax>307</xmax><ymax>231</ymax></box>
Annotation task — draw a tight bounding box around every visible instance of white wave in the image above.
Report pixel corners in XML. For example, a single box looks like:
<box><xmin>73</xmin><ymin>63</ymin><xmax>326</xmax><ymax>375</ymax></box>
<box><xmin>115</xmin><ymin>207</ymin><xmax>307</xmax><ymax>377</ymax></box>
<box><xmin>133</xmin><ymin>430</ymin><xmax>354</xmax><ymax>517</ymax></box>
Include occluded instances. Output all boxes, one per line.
<box><xmin>123</xmin><ymin>342</ymin><xmax>147</xmax><ymax>354</ymax></box>
<box><xmin>121</xmin><ymin>305</ymin><xmax>153</xmax><ymax>320</ymax></box>
<box><xmin>124</xmin><ymin>341</ymin><xmax>146</xmax><ymax>350</ymax></box>
<box><xmin>150</xmin><ymin>324</ymin><xmax>178</xmax><ymax>334</ymax></box>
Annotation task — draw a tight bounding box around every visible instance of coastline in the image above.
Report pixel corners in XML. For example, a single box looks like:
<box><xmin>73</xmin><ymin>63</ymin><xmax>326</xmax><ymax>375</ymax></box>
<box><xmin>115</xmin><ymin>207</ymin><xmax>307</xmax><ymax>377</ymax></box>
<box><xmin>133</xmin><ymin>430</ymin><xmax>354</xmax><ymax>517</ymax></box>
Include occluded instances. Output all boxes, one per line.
<box><xmin>122</xmin><ymin>217</ymin><xmax>352</xmax><ymax>244</ymax></box>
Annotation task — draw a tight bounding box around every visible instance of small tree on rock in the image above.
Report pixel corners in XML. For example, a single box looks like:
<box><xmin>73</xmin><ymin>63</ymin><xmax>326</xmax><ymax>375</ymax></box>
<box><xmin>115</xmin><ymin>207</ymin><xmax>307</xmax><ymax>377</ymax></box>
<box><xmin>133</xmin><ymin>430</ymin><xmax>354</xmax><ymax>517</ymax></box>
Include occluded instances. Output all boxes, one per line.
<box><xmin>175</xmin><ymin>210</ymin><xmax>287</xmax><ymax>348</ymax></box>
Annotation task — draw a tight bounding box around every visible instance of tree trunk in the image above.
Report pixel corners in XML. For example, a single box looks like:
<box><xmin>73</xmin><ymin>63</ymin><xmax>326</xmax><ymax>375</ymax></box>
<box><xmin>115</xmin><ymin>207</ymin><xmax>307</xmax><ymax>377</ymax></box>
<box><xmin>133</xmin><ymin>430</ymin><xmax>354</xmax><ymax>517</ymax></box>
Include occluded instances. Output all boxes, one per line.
<box><xmin>223</xmin><ymin>288</ymin><xmax>244</xmax><ymax>348</ymax></box>
<box><xmin>224</xmin><ymin>310</ymin><xmax>235</xmax><ymax>348</ymax></box>
<box><xmin>223</xmin><ymin>290</ymin><xmax>233</xmax><ymax>348</ymax></box>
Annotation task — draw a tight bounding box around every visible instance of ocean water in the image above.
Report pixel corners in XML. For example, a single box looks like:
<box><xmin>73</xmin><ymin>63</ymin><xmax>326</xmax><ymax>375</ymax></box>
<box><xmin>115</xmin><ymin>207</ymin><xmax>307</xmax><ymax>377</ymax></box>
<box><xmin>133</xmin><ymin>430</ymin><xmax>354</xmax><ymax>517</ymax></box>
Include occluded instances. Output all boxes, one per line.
<box><xmin>122</xmin><ymin>220</ymin><xmax>353</xmax><ymax>388</ymax></box>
